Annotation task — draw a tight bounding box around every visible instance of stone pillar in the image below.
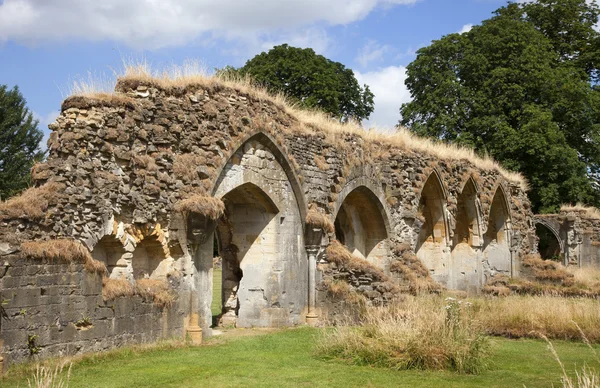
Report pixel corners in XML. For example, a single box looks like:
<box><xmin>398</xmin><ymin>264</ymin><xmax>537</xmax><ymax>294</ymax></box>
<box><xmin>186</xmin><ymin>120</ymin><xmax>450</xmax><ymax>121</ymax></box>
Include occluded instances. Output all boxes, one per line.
<box><xmin>186</xmin><ymin>313</ymin><xmax>203</xmax><ymax>345</ymax></box>
<box><xmin>187</xmin><ymin>213</ymin><xmax>217</xmax><ymax>337</ymax></box>
<box><xmin>306</xmin><ymin>245</ymin><xmax>320</xmax><ymax>326</ymax></box>
<box><xmin>305</xmin><ymin>227</ymin><xmax>324</xmax><ymax>326</ymax></box>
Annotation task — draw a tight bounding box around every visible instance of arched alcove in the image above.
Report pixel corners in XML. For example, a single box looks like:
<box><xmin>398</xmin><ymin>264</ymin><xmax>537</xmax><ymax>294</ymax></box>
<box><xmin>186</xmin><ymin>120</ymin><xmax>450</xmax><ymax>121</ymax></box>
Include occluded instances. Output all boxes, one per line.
<box><xmin>416</xmin><ymin>171</ymin><xmax>450</xmax><ymax>285</ymax></box>
<box><xmin>483</xmin><ymin>186</ymin><xmax>512</xmax><ymax>279</ymax></box>
<box><xmin>211</xmin><ymin>135</ymin><xmax>306</xmax><ymax>328</ymax></box>
<box><xmin>451</xmin><ymin>178</ymin><xmax>482</xmax><ymax>291</ymax></box>
<box><xmin>132</xmin><ymin>237</ymin><xmax>167</xmax><ymax>279</ymax></box>
<box><xmin>333</xmin><ymin>186</ymin><xmax>389</xmax><ymax>267</ymax></box>
<box><xmin>215</xmin><ymin>183</ymin><xmax>279</xmax><ymax>327</ymax></box>
<box><xmin>535</xmin><ymin>222</ymin><xmax>562</xmax><ymax>261</ymax></box>
<box><xmin>91</xmin><ymin>235</ymin><xmax>127</xmax><ymax>278</ymax></box>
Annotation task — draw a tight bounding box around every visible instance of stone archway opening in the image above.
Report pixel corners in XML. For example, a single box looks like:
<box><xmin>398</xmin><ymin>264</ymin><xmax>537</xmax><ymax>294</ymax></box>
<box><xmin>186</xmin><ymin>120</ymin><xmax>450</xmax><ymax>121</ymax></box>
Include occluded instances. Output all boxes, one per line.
<box><xmin>535</xmin><ymin>223</ymin><xmax>562</xmax><ymax>261</ymax></box>
<box><xmin>91</xmin><ymin>235</ymin><xmax>127</xmax><ymax>279</ymax></box>
<box><xmin>215</xmin><ymin>182</ymin><xmax>279</xmax><ymax>327</ymax></box>
<box><xmin>451</xmin><ymin>179</ymin><xmax>482</xmax><ymax>291</ymax></box>
<box><xmin>334</xmin><ymin>186</ymin><xmax>389</xmax><ymax>266</ymax></box>
<box><xmin>416</xmin><ymin>172</ymin><xmax>449</xmax><ymax>284</ymax></box>
<box><xmin>483</xmin><ymin>187</ymin><xmax>512</xmax><ymax>278</ymax></box>
<box><xmin>132</xmin><ymin>237</ymin><xmax>167</xmax><ymax>279</ymax></box>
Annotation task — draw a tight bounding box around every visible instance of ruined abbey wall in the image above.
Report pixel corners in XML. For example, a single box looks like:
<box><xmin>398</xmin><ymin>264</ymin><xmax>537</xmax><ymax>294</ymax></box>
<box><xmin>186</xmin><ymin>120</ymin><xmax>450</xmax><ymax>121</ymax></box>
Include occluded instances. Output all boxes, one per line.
<box><xmin>0</xmin><ymin>77</ymin><xmax>535</xmax><ymax>368</ymax></box>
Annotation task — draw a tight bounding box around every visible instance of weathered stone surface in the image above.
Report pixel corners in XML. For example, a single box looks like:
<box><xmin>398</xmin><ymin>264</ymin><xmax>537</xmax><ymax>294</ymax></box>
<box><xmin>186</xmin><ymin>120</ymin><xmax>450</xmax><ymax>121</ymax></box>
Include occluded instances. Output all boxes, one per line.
<box><xmin>0</xmin><ymin>78</ymin><xmax>541</xmax><ymax>367</ymax></box>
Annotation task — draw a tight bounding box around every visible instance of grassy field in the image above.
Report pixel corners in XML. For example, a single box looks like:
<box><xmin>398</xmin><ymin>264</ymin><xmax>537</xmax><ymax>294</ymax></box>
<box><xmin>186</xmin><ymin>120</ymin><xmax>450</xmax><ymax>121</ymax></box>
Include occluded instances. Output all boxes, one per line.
<box><xmin>3</xmin><ymin>327</ymin><xmax>599</xmax><ymax>387</ymax></box>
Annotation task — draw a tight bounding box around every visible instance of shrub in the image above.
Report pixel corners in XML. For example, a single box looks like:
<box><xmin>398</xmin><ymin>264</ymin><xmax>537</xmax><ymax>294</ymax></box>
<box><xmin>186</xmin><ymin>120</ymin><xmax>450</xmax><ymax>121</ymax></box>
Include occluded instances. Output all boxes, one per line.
<box><xmin>316</xmin><ymin>295</ymin><xmax>490</xmax><ymax>374</ymax></box>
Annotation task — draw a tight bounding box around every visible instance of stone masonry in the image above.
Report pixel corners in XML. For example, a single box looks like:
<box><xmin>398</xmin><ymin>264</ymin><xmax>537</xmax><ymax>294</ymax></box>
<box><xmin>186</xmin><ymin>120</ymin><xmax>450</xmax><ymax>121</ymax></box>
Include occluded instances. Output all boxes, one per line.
<box><xmin>0</xmin><ymin>75</ymin><xmax>538</xmax><ymax>368</ymax></box>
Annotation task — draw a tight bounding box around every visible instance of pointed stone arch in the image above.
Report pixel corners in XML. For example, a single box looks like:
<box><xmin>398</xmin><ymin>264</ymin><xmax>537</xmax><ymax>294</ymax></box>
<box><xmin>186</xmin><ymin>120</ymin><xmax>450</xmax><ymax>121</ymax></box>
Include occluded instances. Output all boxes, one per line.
<box><xmin>451</xmin><ymin>177</ymin><xmax>484</xmax><ymax>291</ymax></box>
<box><xmin>416</xmin><ymin>169</ymin><xmax>451</xmax><ymax>285</ymax></box>
<box><xmin>212</xmin><ymin>131</ymin><xmax>307</xmax><ymax>227</ymax></box>
<box><xmin>483</xmin><ymin>185</ymin><xmax>513</xmax><ymax>280</ymax></box>
<box><xmin>208</xmin><ymin>133</ymin><xmax>307</xmax><ymax>328</ymax></box>
<box><xmin>534</xmin><ymin>218</ymin><xmax>564</xmax><ymax>261</ymax></box>
<box><xmin>333</xmin><ymin>177</ymin><xmax>392</xmax><ymax>268</ymax></box>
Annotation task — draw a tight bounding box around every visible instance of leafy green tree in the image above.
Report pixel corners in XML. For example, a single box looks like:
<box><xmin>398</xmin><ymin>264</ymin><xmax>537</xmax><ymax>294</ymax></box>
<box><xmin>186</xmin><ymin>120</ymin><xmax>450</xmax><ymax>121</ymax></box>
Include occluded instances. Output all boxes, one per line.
<box><xmin>0</xmin><ymin>85</ymin><xmax>44</xmax><ymax>200</ymax></box>
<box><xmin>400</xmin><ymin>1</ymin><xmax>600</xmax><ymax>213</ymax></box>
<box><xmin>235</xmin><ymin>44</ymin><xmax>374</xmax><ymax>122</ymax></box>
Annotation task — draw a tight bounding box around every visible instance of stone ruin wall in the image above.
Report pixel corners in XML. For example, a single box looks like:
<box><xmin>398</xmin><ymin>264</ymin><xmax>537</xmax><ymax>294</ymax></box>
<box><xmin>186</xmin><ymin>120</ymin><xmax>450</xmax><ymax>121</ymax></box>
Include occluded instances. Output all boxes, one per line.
<box><xmin>0</xmin><ymin>78</ymin><xmax>535</xmax><ymax>368</ymax></box>
<box><xmin>535</xmin><ymin>211</ymin><xmax>600</xmax><ymax>267</ymax></box>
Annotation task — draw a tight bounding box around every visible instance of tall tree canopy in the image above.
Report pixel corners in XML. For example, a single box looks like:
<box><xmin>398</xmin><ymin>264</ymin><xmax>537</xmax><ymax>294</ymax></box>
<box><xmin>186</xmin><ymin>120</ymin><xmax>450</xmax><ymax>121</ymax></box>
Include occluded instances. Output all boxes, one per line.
<box><xmin>233</xmin><ymin>44</ymin><xmax>374</xmax><ymax>122</ymax></box>
<box><xmin>400</xmin><ymin>0</ymin><xmax>600</xmax><ymax>213</ymax></box>
<box><xmin>0</xmin><ymin>85</ymin><xmax>44</xmax><ymax>200</ymax></box>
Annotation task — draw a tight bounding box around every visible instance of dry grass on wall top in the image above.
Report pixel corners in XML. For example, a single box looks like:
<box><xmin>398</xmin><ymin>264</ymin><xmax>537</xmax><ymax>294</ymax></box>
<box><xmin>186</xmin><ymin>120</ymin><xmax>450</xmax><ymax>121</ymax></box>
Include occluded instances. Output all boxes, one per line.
<box><xmin>560</xmin><ymin>203</ymin><xmax>600</xmax><ymax>220</ymax></box>
<box><xmin>102</xmin><ymin>278</ymin><xmax>175</xmax><ymax>308</ymax></box>
<box><xmin>69</xmin><ymin>60</ymin><xmax>528</xmax><ymax>191</ymax></box>
<box><xmin>390</xmin><ymin>243</ymin><xmax>443</xmax><ymax>295</ymax></box>
<box><xmin>21</xmin><ymin>239</ymin><xmax>107</xmax><ymax>275</ymax></box>
<box><xmin>326</xmin><ymin>240</ymin><xmax>387</xmax><ymax>279</ymax></box>
<box><xmin>174</xmin><ymin>195</ymin><xmax>225</xmax><ymax>220</ymax></box>
<box><xmin>305</xmin><ymin>209</ymin><xmax>335</xmax><ymax>234</ymax></box>
<box><xmin>0</xmin><ymin>182</ymin><xmax>64</xmax><ymax>221</ymax></box>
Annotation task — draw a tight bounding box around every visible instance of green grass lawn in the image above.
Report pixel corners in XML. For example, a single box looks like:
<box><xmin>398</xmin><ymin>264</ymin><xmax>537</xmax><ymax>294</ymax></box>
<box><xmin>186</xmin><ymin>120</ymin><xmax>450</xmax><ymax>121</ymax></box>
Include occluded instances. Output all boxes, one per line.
<box><xmin>3</xmin><ymin>328</ymin><xmax>598</xmax><ymax>387</ymax></box>
<box><xmin>211</xmin><ymin>268</ymin><xmax>222</xmax><ymax>318</ymax></box>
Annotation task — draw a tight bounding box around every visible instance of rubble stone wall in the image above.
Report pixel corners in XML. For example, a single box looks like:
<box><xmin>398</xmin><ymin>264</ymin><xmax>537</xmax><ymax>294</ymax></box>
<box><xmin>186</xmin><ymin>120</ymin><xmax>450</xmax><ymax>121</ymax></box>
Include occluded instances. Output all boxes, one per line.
<box><xmin>0</xmin><ymin>77</ymin><xmax>536</xmax><ymax>367</ymax></box>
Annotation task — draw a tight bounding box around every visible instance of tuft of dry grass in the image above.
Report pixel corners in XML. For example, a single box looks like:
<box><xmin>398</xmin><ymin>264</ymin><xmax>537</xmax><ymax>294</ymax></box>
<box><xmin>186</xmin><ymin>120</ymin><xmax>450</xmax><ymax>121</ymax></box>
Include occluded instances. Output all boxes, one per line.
<box><xmin>522</xmin><ymin>254</ymin><xmax>574</xmax><ymax>286</ymax></box>
<box><xmin>68</xmin><ymin>60</ymin><xmax>528</xmax><ymax>191</ymax></box>
<box><xmin>132</xmin><ymin>154</ymin><xmax>159</xmax><ymax>172</ymax></box>
<box><xmin>173</xmin><ymin>154</ymin><xmax>207</xmax><ymax>182</ymax></box>
<box><xmin>326</xmin><ymin>240</ymin><xmax>387</xmax><ymax>280</ymax></box>
<box><xmin>390</xmin><ymin>243</ymin><xmax>443</xmax><ymax>295</ymax></box>
<box><xmin>27</xmin><ymin>362</ymin><xmax>72</xmax><ymax>388</ymax></box>
<box><xmin>313</xmin><ymin>155</ymin><xmax>329</xmax><ymax>171</ymax></box>
<box><xmin>473</xmin><ymin>295</ymin><xmax>600</xmax><ymax>342</ymax></box>
<box><xmin>136</xmin><ymin>278</ymin><xmax>175</xmax><ymax>308</ymax></box>
<box><xmin>317</xmin><ymin>295</ymin><xmax>490</xmax><ymax>374</ymax></box>
<box><xmin>561</xmin><ymin>204</ymin><xmax>600</xmax><ymax>220</ymax></box>
<box><xmin>0</xmin><ymin>182</ymin><xmax>64</xmax><ymax>221</ymax></box>
<box><xmin>305</xmin><ymin>209</ymin><xmax>335</xmax><ymax>234</ymax></box>
<box><xmin>174</xmin><ymin>195</ymin><xmax>225</xmax><ymax>220</ymax></box>
<box><xmin>102</xmin><ymin>277</ymin><xmax>135</xmax><ymax>301</ymax></box>
<box><xmin>102</xmin><ymin>278</ymin><xmax>175</xmax><ymax>308</ymax></box>
<box><xmin>21</xmin><ymin>239</ymin><xmax>107</xmax><ymax>275</ymax></box>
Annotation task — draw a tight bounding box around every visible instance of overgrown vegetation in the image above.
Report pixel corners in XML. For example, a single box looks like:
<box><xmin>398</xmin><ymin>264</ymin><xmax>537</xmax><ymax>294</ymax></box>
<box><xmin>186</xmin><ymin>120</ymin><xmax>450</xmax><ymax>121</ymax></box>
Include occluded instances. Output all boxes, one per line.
<box><xmin>389</xmin><ymin>243</ymin><xmax>443</xmax><ymax>294</ymax></box>
<box><xmin>483</xmin><ymin>254</ymin><xmax>600</xmax><ymax>298</ymax></box>
<box><xmin>21</xmin><ymin>239</ymin><xmax>107</xmax><ymax>275</ymax></box>
<box><xmin>102</xmin><ymin>277</ymin><xmax>175</xmax><ymax>308</ymax></box>
<box><xmin>317</xmin><ymin>296</ymin><xmax>490</xmax><ymax>374</ymax></box>
<box><xmin>0</xmin><ymin>182</ymin><xmax>64</xmax><ymax>221</ymax></box>
<box><xmin>305</xmin><ymin>208</ymin><xmax>335</xmax><ymax>234</ymax></box>
<box><xmin>66</xmin><ymin>60</ymin><xmax>528</xmax><ymax>190</ymax></box>
<box><xmin>174</xmin><ymin>195</ymin><xmax>225</xmax><ymax>220</ymax></box>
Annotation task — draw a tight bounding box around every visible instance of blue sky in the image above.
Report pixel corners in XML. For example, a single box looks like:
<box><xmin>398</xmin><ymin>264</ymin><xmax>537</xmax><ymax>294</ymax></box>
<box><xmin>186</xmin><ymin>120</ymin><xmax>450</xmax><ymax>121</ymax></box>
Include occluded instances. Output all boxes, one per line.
<box><xmin>0</xmin><ymin>0</ymin><xmax>512</xmax><ymax>144</ymax></box>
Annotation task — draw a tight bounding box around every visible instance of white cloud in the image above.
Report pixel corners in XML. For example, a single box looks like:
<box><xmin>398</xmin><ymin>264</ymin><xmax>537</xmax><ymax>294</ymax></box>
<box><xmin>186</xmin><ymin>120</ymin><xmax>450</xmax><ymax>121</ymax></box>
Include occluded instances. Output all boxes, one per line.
<box><xmin>0</xmin><ymin>0</ymin><xmax>421</xmax><ymax>50</ymax></box>
<box><xmin>356</xmin><ymin>40</ymin><xmax>391</xmax><ymax>68</ymax></box>
<box><xmin>355</xmin><ymin>65</ymin><xmax>411</xmax><ymax>128</ymax></box>
<box><xmin>459</xmin><ymin>24</ymin><xmax>473</xmax><ymax>34</ymax></box>
<box><xmin>32</xmin><ymin>110</ymin><xmax>60</xmax><ymax>151</ymax></box>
